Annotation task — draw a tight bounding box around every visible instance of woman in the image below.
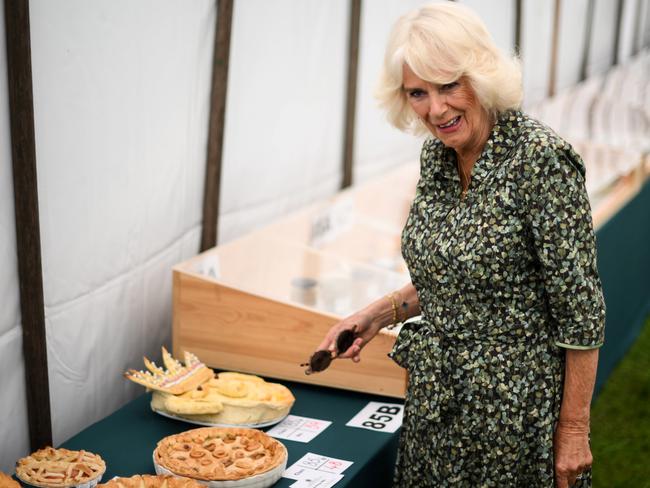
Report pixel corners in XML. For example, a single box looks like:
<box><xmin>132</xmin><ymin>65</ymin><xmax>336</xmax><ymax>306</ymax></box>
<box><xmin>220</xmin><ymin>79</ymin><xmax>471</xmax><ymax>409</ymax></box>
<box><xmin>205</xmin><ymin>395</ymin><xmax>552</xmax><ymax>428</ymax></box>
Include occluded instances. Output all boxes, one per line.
<box><xmin>315</xmin><ymin>3</ymin><xmax>605</xmax><ymax>487</ymax></box>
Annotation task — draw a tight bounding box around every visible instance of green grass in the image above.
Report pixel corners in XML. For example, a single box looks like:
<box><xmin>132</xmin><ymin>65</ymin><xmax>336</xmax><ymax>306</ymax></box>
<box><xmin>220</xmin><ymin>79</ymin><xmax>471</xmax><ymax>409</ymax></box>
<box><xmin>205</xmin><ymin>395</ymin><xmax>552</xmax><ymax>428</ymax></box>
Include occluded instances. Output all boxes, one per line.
<box><xmin>591</xmin><ymin>316</ymin><xmax>650</xmax><ymax>487</ymax></box>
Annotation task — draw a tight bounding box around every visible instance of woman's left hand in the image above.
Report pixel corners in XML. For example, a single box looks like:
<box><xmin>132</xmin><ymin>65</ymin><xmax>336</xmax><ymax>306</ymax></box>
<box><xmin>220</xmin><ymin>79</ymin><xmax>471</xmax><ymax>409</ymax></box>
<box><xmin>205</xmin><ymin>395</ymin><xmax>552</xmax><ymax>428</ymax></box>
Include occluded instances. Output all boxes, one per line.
<box><xmin>553</xmin><ymin>419</ymin><xmax>592</xmax><ymax>488</ymax></box>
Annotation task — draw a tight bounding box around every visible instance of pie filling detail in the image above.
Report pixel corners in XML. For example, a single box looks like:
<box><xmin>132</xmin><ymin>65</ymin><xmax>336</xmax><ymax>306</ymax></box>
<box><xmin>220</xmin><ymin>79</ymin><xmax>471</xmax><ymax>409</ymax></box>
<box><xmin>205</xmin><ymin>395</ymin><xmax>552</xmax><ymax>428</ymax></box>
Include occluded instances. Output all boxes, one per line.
<box><xmin>154</xmin><ymin>427</ymin><xmax>287</xmax><ymax>481</ymax></box>
<box><xmin>15</xmin><ymin>447</ymin><xmax>106</xmax><ymax>488</ymax></box>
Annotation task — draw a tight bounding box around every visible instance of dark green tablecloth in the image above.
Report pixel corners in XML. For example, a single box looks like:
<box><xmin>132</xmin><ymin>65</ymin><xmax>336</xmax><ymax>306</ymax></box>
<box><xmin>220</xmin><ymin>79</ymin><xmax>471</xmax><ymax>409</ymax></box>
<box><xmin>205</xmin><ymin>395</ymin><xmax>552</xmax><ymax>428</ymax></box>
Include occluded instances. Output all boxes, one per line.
<box><xmin>594</xmin><ymin>180</ymin><xmax>650</xmax><ymax>396</ymax></box>
<box><xmin>61</xmin><ymin>381</ymin><xmax>401</xmax><ymax>487</ymax></box>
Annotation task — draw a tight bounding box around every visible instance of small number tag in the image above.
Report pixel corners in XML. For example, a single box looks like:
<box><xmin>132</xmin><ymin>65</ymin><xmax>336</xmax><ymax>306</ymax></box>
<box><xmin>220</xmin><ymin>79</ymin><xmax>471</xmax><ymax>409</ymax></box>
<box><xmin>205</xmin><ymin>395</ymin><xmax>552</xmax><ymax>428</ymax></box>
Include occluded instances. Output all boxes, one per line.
<box><xmin>197</xmin><ymin>255</ymin><xmax>220</xmax><ymax>279</ymax></box>
<box><xmin>346</xmin><ymin>401</ymin><xmax>404</xmax><ymax>433</ymax></box>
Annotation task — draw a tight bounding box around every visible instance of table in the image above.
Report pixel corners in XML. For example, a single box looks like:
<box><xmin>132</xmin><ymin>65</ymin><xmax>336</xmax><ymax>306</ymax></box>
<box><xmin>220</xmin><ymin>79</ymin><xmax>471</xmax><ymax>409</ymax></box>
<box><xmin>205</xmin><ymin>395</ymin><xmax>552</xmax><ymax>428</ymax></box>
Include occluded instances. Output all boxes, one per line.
<box><xmin>61</xmin><ymin>380</ymin><xmax>402</xmax><ymax>487</ymax></box>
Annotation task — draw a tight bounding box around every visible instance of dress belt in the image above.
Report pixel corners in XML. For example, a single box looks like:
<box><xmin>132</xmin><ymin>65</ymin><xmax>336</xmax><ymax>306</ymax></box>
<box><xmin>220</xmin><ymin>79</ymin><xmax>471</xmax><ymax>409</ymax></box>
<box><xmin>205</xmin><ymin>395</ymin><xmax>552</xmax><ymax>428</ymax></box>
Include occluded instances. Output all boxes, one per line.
<box><xmin>389</xmin><ymin>320</ymin><xmax>549</xmax><ymax>423</ymax></box>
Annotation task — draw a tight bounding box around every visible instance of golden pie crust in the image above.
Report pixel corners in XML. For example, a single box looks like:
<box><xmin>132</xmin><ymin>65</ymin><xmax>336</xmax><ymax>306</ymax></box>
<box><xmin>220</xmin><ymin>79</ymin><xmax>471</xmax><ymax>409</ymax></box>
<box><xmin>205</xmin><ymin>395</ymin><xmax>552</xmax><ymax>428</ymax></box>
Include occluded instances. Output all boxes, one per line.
<box><xmin>0</xmin><ymin>472</ymin><xmax>20</xmax><ymax>488</ymax></box>
<box><xmin>15</xmin><ymin>447</ymin><xmax>106</xmax><ymax>488</ymax></box>
<box><xmin>153</xmin><ymin>427</ymin><xmax>287</xmax><ymax>481</ymax></box>
<box><xmin>98</xmin><ymin>475</ymin><xmax>203</xmax><ymax>488</ymax></box>
<box><xmin>151</xmin><ymin>372</ymin><xmax>295</xmax><ymax>425</ymax></box>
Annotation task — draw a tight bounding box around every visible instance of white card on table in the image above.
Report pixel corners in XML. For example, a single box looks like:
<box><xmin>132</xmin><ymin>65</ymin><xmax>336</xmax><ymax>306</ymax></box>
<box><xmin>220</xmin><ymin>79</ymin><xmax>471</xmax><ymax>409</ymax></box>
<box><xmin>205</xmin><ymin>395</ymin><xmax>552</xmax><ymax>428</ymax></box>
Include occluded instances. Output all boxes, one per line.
<box><xmin>345</xmin><ymin>401</ymin><xmax>404</xmax><ymax>433</ymax></box>
<box><xmin>266</xmin><ymin>415</ymin><xmax>331</xmax><ymax>443</ymax></box>
<box><xmin>284</xmin><ymin>452</ymin><xmax>352</xmax><ymax>487</ymax></box>
<box><xmin>290</xmin><ymin>472</ymin><xmax>344</xmax><ymax>488</ymax></box>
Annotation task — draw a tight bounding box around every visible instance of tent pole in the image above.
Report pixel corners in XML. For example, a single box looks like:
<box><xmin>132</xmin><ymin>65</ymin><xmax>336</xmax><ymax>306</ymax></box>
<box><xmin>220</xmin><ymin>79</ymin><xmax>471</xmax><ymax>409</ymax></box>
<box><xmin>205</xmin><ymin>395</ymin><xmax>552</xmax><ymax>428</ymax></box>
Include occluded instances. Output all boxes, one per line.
<box><xmin>4</xmin><ymin>0</ymin><xmax>53</xmax><ymax>450</ymax></box>
<box><xmin>580</xmin><ymin>0</ymin><xmax>596</xmax><ymax>81</ymax></box>
<box><xmin>341</xmin><ymin>0</ymin><xmax>362</xmax><ymax>189</ymax></box>
<box><xmin>548</xmin><ymin>0</ymin><xmax>562</xmax><ymax>97</ymax></box>
<box><xmin>200</xmin><ymin>0</ymin><xmax>233</xmax><ymax>251</ymax></box>
<box><xmin>613</xmin><ymin>0</ymin><xmax>625</xmax><ymax>65</ymax></box>
<box><xmin>514</xmin><ymin>0</ymin><xmax>523</xmax><ymax>56</ymax></box>
<box><xmin>632</xmin><ymin>0</ymin><xmax>644</xmax><ymax>54</ymax></box>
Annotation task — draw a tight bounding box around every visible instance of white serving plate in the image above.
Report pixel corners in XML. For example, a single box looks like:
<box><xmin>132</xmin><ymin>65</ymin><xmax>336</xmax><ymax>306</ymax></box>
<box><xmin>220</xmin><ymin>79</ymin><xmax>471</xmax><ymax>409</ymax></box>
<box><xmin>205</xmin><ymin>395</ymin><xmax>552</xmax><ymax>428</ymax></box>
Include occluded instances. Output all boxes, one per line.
<box><xmin>151</xmin><ymin>406</ymin><xmax>289</xmax><ymax>429</ymax></box>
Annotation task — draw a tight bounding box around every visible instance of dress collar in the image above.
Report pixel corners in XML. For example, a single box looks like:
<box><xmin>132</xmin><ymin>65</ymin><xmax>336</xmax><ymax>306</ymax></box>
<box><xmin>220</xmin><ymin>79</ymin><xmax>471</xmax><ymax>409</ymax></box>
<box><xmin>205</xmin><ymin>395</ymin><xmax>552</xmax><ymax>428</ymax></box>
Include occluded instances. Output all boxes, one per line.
<box><xmin>432</xmin><ymin>110</ymin><xmax>523</xmax><ymax>186</ymax></box>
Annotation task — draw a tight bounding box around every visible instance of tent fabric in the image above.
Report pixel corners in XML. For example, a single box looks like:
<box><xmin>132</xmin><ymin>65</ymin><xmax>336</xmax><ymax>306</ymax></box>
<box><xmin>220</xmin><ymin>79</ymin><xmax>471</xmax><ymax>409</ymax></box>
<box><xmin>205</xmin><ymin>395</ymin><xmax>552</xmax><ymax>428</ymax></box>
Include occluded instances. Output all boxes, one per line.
<box><xmin>353</xmin><ymin>0</ymin><xmax>429</xmax><ymax>185</ymax></box>
<box><xmin>218</xmin><ymin>0</ymin><xmax>350</xmax><ymax>243</ymax></box>
<box><xmin>25</xmin><ymin>0</ymin><xmax>214</xmax><ymax>453</ymax></box>
<box><xmin>1</xmin><ymin>0</ymin><xmax>649</xmax><ymax>474</ymax></box>
<box><xmin>45</xmin><ymin>227</ymin><xmax>200</xmax><ymax>444</ymax></box>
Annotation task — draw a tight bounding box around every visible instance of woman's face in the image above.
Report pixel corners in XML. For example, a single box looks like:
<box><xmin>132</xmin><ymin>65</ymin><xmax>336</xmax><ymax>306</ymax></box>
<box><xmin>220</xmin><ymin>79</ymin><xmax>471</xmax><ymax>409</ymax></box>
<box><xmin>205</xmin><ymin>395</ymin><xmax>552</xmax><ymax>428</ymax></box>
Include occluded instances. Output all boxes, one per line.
<box><xmin>402</xmin><ymin>64</ymin><xmax>492</xmax><ymax>158</ymax></box>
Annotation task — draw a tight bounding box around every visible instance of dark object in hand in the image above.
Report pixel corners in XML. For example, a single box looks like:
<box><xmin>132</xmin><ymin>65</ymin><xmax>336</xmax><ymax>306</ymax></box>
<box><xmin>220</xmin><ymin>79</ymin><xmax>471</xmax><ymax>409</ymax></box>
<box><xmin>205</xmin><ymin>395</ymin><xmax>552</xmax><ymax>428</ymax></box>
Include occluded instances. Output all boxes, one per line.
<box><xmin>301</xmin><ymin>326</ymin><xmax>358</xmax><ymax>375</ymax></box>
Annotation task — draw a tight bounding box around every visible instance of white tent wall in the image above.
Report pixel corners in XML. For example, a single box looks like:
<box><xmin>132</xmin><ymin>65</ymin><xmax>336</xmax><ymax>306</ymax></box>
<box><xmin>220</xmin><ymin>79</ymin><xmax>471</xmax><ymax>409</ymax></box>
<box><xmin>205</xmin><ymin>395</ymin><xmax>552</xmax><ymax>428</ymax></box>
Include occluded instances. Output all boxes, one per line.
<box><xmin>460</xmin><ymin>0</ymin><xmax>514</xmax><ymax>54</ymax></box>
<box><xmin>352</xmin><ymin>0</ymin><xmax>431</xmax><ymax>185</ymax></box>
<box><xmin>218</xmin><ymin>0</ymin><xmax>349</xmax><ymax>243</ymax></box>
<box><xmin>521</xmin><ymin>0</ymin><xmax>554</xmax><ymax>106</ymax></box>
<box><xmin>618</xmin><ymin>0</ymin><xmax>639</xmax><ymax>63</ymax></box>
<box><xmin>0</xmin><ymin>3</ymin><xmax>31</xmax><ymax>472</ymax></box>
<box><xmin>635</xmin><ymin>0</ymin><xmax>650</xmax><ymax>47</ymax></box>
<box><xmin>26</xmin><ymin>0</ymin><xmax>215</xmax><ymax>450</ymax></box>
<box><xmin>588</xmin><ymin>0</ymin><xmax>620</xmax><ymax>77</ymax></box>
<box><xmin>555</xmin><ymin>0</ymin><xmax>590</xmax><ymax>94</ymax></box>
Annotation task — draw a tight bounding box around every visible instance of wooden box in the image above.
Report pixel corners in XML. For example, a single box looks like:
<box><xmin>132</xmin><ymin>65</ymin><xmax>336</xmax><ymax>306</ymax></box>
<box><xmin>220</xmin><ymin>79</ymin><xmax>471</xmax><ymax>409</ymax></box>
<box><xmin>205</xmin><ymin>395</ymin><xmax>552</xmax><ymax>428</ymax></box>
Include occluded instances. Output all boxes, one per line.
<box><xmin>173</xmin><ymin>236</ymin><xmax>410</xmax><ymax>398</ymax></box>
<box><xmin>172</xmin><ymin>163</ymin><xmax>420</xmax><ymax>398</ymax></box>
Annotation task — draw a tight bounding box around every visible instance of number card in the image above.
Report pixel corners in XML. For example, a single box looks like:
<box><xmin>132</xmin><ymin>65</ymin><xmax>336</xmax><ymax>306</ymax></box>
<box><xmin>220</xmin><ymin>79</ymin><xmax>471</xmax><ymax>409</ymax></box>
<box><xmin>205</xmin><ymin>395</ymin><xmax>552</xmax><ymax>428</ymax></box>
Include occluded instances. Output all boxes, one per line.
<box><xmin>345</xmin><ymin>401</ymin><xmax>404</xmax><ymax>433</ymax></box>
<box><xmin>283</xmin><ymin>452</ymin><xmax>352</xmax><ymax>487</ymax></box>
<box><xmin>267</xmin><ymin>415</ymin><xmax>332</xmax><ymax>443</ymax></box>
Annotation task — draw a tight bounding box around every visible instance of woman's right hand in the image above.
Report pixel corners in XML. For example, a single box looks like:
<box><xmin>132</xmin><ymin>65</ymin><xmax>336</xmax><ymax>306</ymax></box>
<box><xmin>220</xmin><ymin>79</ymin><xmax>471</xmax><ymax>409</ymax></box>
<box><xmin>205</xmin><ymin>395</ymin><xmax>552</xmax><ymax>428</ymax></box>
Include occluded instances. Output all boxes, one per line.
<box><xmin>315</xmin><ymin>311</ymin><xmax>379</xmax><ymax>363</ymax></box>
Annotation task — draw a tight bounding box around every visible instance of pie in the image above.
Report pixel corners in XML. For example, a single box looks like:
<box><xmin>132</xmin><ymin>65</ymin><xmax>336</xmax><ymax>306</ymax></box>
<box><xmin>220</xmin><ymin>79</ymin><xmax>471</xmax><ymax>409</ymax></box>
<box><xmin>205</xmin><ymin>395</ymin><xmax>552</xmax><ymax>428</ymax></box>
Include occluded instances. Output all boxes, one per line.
<box><xmin>150</xmin><ymin>371</ymin><xmax>295</xmax><ymax>425</ymax></box>
<box><xmin>0</xmin><ymin>472</ymin><xmax>20</xmax><ymax>488</ymax></box>
<box><xmin>97</xmin><ymin>475</ymin><xmax>203</xmax><ymax>488</ymax></box>
<box><xmin>15</xmin><ymin>447</ymin><xmax>106</xmax><ymax>488</ymax></box>
<box><xmin>153</xmin><ymin>427</ymin><xmax>287</xmax><ymax>481</ymax></box>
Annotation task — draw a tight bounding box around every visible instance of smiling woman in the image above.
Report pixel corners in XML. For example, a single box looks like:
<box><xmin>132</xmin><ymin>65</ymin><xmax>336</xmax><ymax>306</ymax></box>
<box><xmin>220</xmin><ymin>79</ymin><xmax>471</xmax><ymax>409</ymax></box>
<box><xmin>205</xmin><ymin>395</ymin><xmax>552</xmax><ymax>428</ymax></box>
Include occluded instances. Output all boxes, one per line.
<box><xmin>311</xmin><ymin>2</ymin><xmax>605</xmax><ymax>488</ymax></box>
<box><xmin>375</xmin><ymin>2</ymin><xmax>522</xmax><ymax>135</ymax></box>
<box><xmin>401</xmin><ymin>69</ymin><xmax>492</xmax><ymax>184</ymax></box>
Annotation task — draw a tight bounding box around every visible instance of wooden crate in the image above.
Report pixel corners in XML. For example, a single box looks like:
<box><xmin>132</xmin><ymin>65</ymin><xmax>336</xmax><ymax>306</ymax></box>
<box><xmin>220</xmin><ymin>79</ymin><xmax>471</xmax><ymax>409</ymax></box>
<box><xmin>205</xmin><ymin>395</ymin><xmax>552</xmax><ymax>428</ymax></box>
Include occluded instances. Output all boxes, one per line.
<box><xmin>173</xmin><ymin>235</ymin><xmax>410</xmax><ymax>398</ymax></box>
<box><xmin>172</xmin><ymin>163</ymin><xmax>420</xmax><ymax>398</ymax></box>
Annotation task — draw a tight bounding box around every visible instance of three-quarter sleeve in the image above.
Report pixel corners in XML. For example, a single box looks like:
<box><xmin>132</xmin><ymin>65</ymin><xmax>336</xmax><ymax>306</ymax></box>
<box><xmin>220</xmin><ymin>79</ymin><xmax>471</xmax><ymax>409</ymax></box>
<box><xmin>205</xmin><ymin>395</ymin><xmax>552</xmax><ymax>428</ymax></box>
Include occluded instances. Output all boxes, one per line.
<box><xmin>524</xmin><ymin>144</ymin><xmax>606</xmax><ymax>349</ymax></box>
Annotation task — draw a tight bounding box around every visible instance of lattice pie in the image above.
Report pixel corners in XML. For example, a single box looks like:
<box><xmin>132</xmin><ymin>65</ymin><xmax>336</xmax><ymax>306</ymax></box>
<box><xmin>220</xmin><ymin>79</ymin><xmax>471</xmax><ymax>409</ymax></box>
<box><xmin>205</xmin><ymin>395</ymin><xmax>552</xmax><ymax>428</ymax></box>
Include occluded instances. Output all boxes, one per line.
<box><xmin>98</xmin><ymin>475</ymin><xmax>203</xmax><ymax>488</ymax></box>
<box><xmin>15</xmin><ymin>447</ymin><xmax>106</xmax><ymax>488</ymax></box>
<box><xmin>153</xmin><ymin>427</ymin><xmax>287</xmax><ymax>481</ymax></box>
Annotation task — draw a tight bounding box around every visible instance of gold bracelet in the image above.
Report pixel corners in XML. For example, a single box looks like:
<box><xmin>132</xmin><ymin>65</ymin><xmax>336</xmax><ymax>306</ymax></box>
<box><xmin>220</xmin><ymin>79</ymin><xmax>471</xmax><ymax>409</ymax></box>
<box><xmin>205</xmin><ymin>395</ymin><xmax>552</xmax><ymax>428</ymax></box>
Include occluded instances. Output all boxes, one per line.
<box><xmin>386</xmin><ymin>292</ymin><xmax>399</xmax><ymax>329</ymax></box>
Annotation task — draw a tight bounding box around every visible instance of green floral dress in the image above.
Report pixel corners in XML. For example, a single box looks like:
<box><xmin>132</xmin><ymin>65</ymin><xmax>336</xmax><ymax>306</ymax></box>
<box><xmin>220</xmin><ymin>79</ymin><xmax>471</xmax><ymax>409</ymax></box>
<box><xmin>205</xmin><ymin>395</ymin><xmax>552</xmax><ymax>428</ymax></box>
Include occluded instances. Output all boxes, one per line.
<box><xmin>389</xmin><ymin>111</ymin><xmax>606</xmax><ymax>487</ymax></box>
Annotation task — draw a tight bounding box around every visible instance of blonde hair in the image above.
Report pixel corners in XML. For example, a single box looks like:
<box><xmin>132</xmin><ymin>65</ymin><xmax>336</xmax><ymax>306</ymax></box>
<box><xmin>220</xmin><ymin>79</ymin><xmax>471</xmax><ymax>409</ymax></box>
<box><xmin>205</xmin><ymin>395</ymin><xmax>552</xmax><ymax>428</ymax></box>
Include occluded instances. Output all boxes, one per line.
<box><xmin>376</xmin><ymin>2</ymin><xmax>522</xmax><ymax>135</ymax></box>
